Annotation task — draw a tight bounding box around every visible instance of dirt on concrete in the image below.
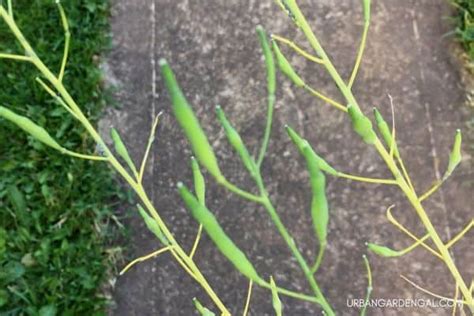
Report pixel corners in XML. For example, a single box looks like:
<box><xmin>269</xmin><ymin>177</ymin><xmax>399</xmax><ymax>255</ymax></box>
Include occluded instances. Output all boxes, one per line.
<box><xmin>103</xmin><ymin>0</ymin><xmax>473</xmax><ymax>315</ymax></box>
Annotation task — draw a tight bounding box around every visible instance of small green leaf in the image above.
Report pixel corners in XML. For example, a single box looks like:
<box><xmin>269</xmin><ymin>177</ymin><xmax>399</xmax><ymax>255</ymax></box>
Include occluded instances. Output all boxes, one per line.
<box><xmin>367</xmin><ymin>242</ymin><xmax>401</xmax><ymax>257</ymax></box>
<box><xmin>272</xmin><ymin>41</ymin><xmax>305</xmax><ymax>87</ymax></box>
<box><xmin>111</xmin><ymin>128</ymin><xmax>138</xmax><ymax>176</ymax></box>
<box><xmin>215</xmin><ymin>105</ymin><xmax>257</xmax><ymax>178</ymax></box>
<box><xmin>0</xmin><ymin>106</ymin><xmax>64</xmax><ymax>152</ymax></box>
<box><xmin>348</xmin><ymin>106</ymin><xmax>376</xmax><ymax>144</ymax></box>
<box><xmin>270</xmin><ymin>277</ymin><xmax>283</xmax><ymax>316</ymax></box>
<box><xmin>444</xmin><ymin>129</ymin><xmax>462</xmax><ymax>180</ymax></box>
<box><xmin>137</xmin><ymin>205</ymin><xmax>168</xmax><ymax>245</ymax></box>
<box><xmin>193</xmin><ymin>298</ymin><xmax>215</xmax><ymax>316</ymax></box>
<box><xmin>7</xmin><ymin>185</ymin><xmax>26</xmax><ymax>213</ymax></box>
<box><xmin>160</xmin><ymin>59</ymin><xmax>224</xmax><ymax>182</ymax></box>
<box><xmin>191</xmin><ymin>157</ymin><xmax>206</xmax><ymax>205</ymax></box>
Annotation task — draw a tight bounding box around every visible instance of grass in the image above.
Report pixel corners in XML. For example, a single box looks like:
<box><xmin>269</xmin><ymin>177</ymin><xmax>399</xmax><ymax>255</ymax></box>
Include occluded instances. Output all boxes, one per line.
<box><xmin>0</xmin><ymin>1</ymin><xmax>125</xmax><ymax>314</ymax></box>
<box><xmin>450</xmin><ymin>0</ymin><xmax>474</xmax><ymax>60</ymax></box>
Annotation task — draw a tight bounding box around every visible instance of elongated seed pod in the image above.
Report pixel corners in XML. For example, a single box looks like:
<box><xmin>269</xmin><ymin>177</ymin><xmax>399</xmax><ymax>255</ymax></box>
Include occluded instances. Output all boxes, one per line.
<box><xmin>444</xmin><ymin>129</ymin><xmax>462</xmax><ymax>179</ymax></box>
<box><xmin>348</xmin><ymin>105</ymin><xmax>376</xmax><ymax>144</ymax></box>
<box><xmin>0</xmin><ymin>106</ymin><xmax>64</xmax><ymax>152</ymax></box>
<box><xmin>373</xmin><ymin>108</ymin><xmax>399</xmax><ymax>157</ymax></box>
<box><xmin>256</xmin><ymin>25</ymin><xmax>276</xmax><ymax>95</ymax></box>
<box><xmin>303</xmin><ymin>145</ymin><xmax>329</xmax><ymax>245</ymax></box>
<box><xmin>159</xmin><ymin>59</ymin><xmax>224</xmax><ymax>182</ymax></box>
<box><xmin>191</xmin><ymin>157</ymin><xmax>206</xmax><ymax>205</ymax></box>
<box><xmin>363</xmin><ymin>0</ymin><xmax>371</xmax><ymax>22</ymax></box>
<box><xmin>193</xmin><ymin>298</ymin><xmax>215</xmax><ymax>316</ymax></box>
<box><xmin>111</xmin><ymin>128</ymin><xmax>138</xmax><ymax>175</ymax></box>
<box><xmin>272</xmin><ymin>40</ymin><xmax>305</xmax><ymax>87</ymax></box>
<box><xmin>178</xmin><ymin>183</ymin><xmax>262</xmax><ymax>283</ymax></box>
<box><xmin>366</xmin><ymin>242</ymin><xmax>400</xmax><ymax>257</ymax></box>
<box><xmin>215</xmin><ymin>106</ymin><xmax>257</xmax><ymax>178</ymax></box>
<box><xmin>137</xmin><ymin>204</ymin><xmax>169</xmax><ymax>245</ymax></box>
<box><xmin>285</xmin><ymin>125</ymin><xmax>339</xmax><ymax>176</ymax></box>
<box><xmin>270</xmin><ymin>277</ymin><xmax>283</xmax><ymax>316</ymax></box>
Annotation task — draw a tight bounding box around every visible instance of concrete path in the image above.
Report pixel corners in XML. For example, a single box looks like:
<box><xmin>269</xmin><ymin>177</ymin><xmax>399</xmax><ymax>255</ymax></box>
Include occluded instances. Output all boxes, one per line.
<box><xmin>103</xmin><ymin>0</ymin><xmax>473</xmax><ymax>315</ymax></box>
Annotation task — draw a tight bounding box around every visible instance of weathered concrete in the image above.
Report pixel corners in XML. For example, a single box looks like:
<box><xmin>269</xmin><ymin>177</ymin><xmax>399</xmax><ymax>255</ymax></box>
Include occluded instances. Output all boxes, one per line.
<box><xmin>104</xmin><ymin>0</ymin><xmax>473</xmax><ymax>315</ymax></box>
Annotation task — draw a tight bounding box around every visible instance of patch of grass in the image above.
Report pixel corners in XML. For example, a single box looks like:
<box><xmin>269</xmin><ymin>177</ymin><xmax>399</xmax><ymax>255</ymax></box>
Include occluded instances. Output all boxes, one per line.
<box><xmin>451</xmin><ymin>0</ymin><xmax>474</xmax><ymax>60</ymax></box>
<box><xmin>0</xmin><ymin>1</ymin><xmax>126</xmax><ymax>314</ymax></box>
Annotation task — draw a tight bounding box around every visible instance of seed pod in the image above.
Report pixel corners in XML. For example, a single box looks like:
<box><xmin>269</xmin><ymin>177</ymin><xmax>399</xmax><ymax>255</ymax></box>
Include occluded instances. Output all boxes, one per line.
<box><xmin>348</xmin><ymin>105</ymin><xmax>376</xmax><ymax>144</ymax></box>
<box><xmin>363</xmin><ymin>0</ymin><xmax>371</xmax><ymax>22</ymax></box>
<box><xmin>137</xmin><ymin>204</ymin><xmax>169</xmax><ymax>245</ymax></box>
<box><xmin>0</xmin><ymin>106</ymin><xmax>64</xmax><ymax>152</ymax></box>
<box><xmin>159</xmin><ymin>59</ymin><xmax>224</xmax><ymax>182</ymax></box>
<box><xmin>303</xmin><ymin>145</ymin><xmax>329</xmax><ymax>245</ymax></box>
<box><xmin>192</xmin><ymin>298</ymin><xmax>215</xmax><ymax>316</ymax></box>
<box><xmin>272</xmin><ymin>40</ymin><xmax>305</xmax><ymax>87</ymax></box>
<box><xmin>178</xmin><ymin>183</ymin><xmax>262</xmax><ymax>283</ymax></box>
<box><xmin>444</xmin><ymin>129</ymin><xmax>462</xmax><ymax>179</ymax></box>
<box><xmin>373</xmin><ymin>108</ymin><xmax>399</xmax><ymax>157</ymax></box>
<box><xmin>366</xmin><ymin>242</ymin><xmax>401</xmax><ymax>257</ymax></box>
<box><xmin>285</xmin><ymin>125</ymin><xmax>338</xmax><ymax>176</ymax></box>
<box><xmin>191</xmin><ymin>157</ymin><xmax>206</xmax><ymax>205</ymax></box>
<box><xmin>215</xmin><ymin>106</ymin><xmax>257</xmax><ymax>179</ymax></box>
<box><xmin>111</xmin><ymin>128</ymin><xmax>138</xmax><ymax>176</ymax></box>
<box><xmin>270</xmin><ymin>277</ymin><xmax>283</xmax><ymax>316</ymax></box>
<box><xmin>256</xmin><ymin>25</ymin><xmax>276</xmax><ymax>95</ymax></box>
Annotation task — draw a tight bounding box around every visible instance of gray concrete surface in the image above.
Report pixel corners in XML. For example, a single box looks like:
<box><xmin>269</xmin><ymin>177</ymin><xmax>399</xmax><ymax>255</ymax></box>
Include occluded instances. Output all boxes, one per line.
<box><xmin>103</xmin><ymin>0</ymin><xmax>473</xmax><ymax>315</ymax></box>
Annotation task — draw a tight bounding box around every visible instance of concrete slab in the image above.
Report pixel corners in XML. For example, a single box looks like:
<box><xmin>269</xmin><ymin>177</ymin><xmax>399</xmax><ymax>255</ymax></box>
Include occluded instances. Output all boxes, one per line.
<box><xmin>104</xmin><ymin>0</ymin><xmax>473</xmax><ymax>315</ymax></box>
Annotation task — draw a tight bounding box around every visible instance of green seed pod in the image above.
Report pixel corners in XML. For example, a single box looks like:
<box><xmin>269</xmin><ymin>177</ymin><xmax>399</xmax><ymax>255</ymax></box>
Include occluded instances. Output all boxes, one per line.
<box><xmin>373</xmin><ymin>108</ymin><xmax>399</xmax><ymax>157</ymax></box>
<box><xmin>270</xmin><ymin>277</ymin><xmax>283</xmax><ymax>316</ymax></box>
<box><xmin>444</xmin><ymin>129</ymin><xmax>462</xmax><ymax>179</ymax></box>
<box><xmin>0</xmin><ymin>106</ymin><xmax>64</xmax><ymax>152</ymax></box>
<box><xmin>111</xmin><ymin>128</ymin><xmax>138</xmax><ymax>176</ymax></box>
<box><xmin>256</xmin><ymin>25</ymin><xmax>276</xmax><ymax>95</ymax></box>
<box><xmin>363</xmin><ymin>0</ymin><xmax>371</xmax><ymax>22</ymax></box>
<box><xmin>366</xmin><ymin>242</ymin><xmax>401</xmax><ymax>257</ymax></box>
<box><xmin>191</xmin><ymin>157</ymin><xmax>206</xmax><ymax>205</ymax></box>
<box><xmin>215</xmin><ymin>106</ymin><xmax>257</xmax><ymax>178</ymax></box>
<box><xmin>178</xmin><ymin>183</ymin><xmax>262</xmax><ymax>283</ymax></box>
<box><xmin>137</xmin><ymin>204</ymin><xmax>169</xmax><ymax>245</ymax></box>
<box><xmin>348</xmin><ymin>105</ymin><xmax>376</xmax><ymax>144</ymax></box>
<box><xmin>303</xmin><ymin>145</ymin><xmax>329</xmax><ymax>245</ymax></box>
<box><xmin>159</xmin><ymin>59</ymin><xmax>224</xmax><ymax>182</ymax></box>
<box><xmin>193</xmin><ymin>298</ymin><xmax>215</xmax><ymax>316</ymax></box>
<box><xmin>285</xmin><ymin>125</ymin><xmax>339</xmax><ymax>176</ymax></box>
<box><xmin>272</xmin><ymin>40</ymin><xmax>305</xmax><ymax>87</ymax></box>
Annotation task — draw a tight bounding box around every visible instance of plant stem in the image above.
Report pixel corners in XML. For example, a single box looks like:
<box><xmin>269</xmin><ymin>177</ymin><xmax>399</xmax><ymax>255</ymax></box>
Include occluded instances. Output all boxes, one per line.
<box><xmin>0</xmin><ymin>7</ymin><xmax>231</xmax><ymax>315</ymax></box>
<box><xmin>280</xmin><ymin>3</ymin><xmax>473</xmax><ymax>311</ymax></box>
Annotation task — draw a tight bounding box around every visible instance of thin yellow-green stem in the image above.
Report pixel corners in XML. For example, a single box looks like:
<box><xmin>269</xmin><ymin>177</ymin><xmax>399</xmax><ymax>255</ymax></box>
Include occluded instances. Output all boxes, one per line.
<box><xmin>360</xmin><ymin>255</ymin><xmax>372</xmax><ymax>316</ymax></box>
<box><xmin>419</xmin><ymin>180</ymin><xmax>442</xmax><ymax>202</ymax></box>
<box><xmin>189</xmin><ymin>224</ymin><xmax>203</xmax><ymax>258</ymax></box>
<box><xmin>337</xmin><ymin>172</ymin><xmax>397</xmax><ymax>185</ymax></box>
<box><xmin>398</xmin><ymin>234</ymin><xmax>430</xmax><ymax>256</ymax></box>
<box><xmin>0</xmin><ymin>8</ymin><xmax>231</xmax><ymax>315</ymax></box>
<box><xmin>35</xmin><ymin>77</ymin><xmax>80</xmax><ymax>120</ymax></box>
<box><xmin>7</xmin><ymin>0</ymin><xmax>12</xmax><ymax>16</ymax></box>
<box><xmin>348</xmin><ymin>19</ymin><xmax>369</xmax><ymax>89</ymax></box>
<box><xmin>446</xmin><ymin>220</ymin><xmax>474</xmax><ymax>249</ymax></box>
<box><xmin>454</xmin><ymin>283</ymin><xmax>460</xmax><ymax>316</ymax></box>
<box><xmin>242</xmin><ymin>280</ymin><xmax>253</xmax><ymax>316</ymax></box>
<box><xmin>386</xmin><ymin>206</ymin><xmax>443</xmax><ymax>260</ymax></box>
<box><xmin>397</xmin><ymin>156</ymin><xmax>416</xmax><ymax>192</ymax></box>
<box><xmin>310</xmin><ymin>241</ymin><xmax>326</xmax><ymax>274</ymax></box>
<box><xmin>220</xmin><ymin>178</ymin><xmax>263</xmax><ymax>203</ymax></box>
<box><xmin>281</xmin><ymin>2</ymin><xmax>473</xmax><ymax>309</ymax></box>
<box><xmin>138</xmin><ymin>112</ymin><xmax>162</xmax><ymax>183</ymax></box>
<box><xmin>401</xmin><ymin>275</ymin><xmax>468</xmax><ymax>305</ymax></box>
<box><xmin>56</xmin><ymin>1</ymin><xmax>70</xmax><ymax>82</ymax></box>
<box><xmin>0</xmin><ymin>53</ymin><xmax>31</xmax><ymax>61</ymax></box>
<box><xmin>65</xmin><ymin>150</ymin><xmax>108</xmax><ymax>161</ymax></box>
<box><xmin>120</xmin><ymin>246</ymin><xmax>172</xmax><ymax>275</ymax></box>
<box><xmin>304</xmin><ymin>85</ymin><xmax>347</xmax><ymax>112</ymax></box>
<box><xmin>271</xmin><ymin>34</ymin><xmax>324</xmax><ymax>64</ymax></box>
